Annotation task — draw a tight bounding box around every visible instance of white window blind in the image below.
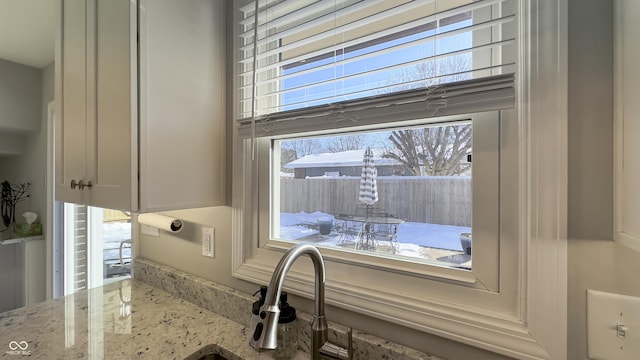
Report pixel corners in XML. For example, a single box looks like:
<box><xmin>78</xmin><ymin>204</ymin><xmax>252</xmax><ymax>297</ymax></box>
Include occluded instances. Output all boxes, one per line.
<box><xmin>236</xmin><ymin>0</ymin><xmax>516</xmax><ymax>138</ymax></box>
<box><xmin>64</xmin><ymin>203</ymin><xmax>88</xmax><ymax>294</ymax></box>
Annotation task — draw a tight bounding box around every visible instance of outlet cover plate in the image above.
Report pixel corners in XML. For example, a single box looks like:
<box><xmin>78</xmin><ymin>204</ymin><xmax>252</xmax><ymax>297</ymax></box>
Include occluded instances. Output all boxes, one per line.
<box><xmin>141</xmin><ymin>224</ymin><xmax>159</xmax><ymax>237</ymax></box>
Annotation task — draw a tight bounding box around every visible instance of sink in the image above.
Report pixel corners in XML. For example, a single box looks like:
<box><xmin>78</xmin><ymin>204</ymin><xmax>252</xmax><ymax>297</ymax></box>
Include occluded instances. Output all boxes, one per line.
<box><xmin>183</xmin><ymin>344</ymin><xmax>243</xmax><ymax>360</ymax></box>
<box><xmin>192</xmin><ymin>354</ymin><xmax>227</xmax><ymax>360</ymax></box>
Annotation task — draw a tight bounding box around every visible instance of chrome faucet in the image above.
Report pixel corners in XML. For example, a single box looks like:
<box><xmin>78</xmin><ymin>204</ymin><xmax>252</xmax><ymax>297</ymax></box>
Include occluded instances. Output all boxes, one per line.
<box><xmin>251</xmin><ymin>243</ymin><xmax>351</xmax><ymax>360</ymax></box>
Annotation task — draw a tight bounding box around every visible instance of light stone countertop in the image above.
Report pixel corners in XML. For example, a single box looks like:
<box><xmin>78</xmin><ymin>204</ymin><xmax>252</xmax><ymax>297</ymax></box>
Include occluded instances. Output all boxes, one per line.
<box><xmin>0</xmin><ymin>279</ymin><xmax>306</xmax><ymax>360</ymax></box>
<box><xmin>133</xmin><ymin>258</ymin><xmax>441</xmax><ymax>360</ymax></box>
<box><xmin>0</xmin><ymin>259</ymin><xmax>442</xmax><ymax>360</ymax></box>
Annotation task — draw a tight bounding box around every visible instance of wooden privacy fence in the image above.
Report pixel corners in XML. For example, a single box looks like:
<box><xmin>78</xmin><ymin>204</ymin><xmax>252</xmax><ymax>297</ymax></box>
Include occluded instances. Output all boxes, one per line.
<box><xmin>280</xmin><ymin>177</ymin><xmax>471</xmax><ymax>227</ymax></box>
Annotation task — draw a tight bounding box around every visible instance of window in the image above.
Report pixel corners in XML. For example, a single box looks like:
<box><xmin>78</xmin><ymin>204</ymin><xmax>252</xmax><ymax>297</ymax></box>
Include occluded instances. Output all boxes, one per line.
<box><xmin>63</xmin><ymin>204</ymin><xmax>131</xmax><ymax>295</ymax></box>
<box><xmin>269</xmin><ymin>116</ymin><xmax>500</xmax><ymax>276</ymax></box>
<box><xmin>232</xmin><ymin>1</ymin><xmax>567</xmax><ymax>358</ymax></box>
<box><xmin>273</xmin><ymin>122</ymin><xmax>475</xmax><ymax>269</ymax></box>
<box><xmin>237</xmin><ymin>0</ymin><xmax>508</xmax><ymax>279</ymax></box>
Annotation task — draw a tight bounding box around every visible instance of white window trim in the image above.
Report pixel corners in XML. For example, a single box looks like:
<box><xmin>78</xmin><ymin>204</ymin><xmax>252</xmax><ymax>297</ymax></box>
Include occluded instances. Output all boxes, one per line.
<box><xmin>613</xmin><ymin>0</ymin><xmax>640</xmax><ymax>252</ymax></box>
<box><xmin>263</xmin><ymin>112</ymin><xmax>499</xmax><ymax>290</ymax></box>
<box><xmin>231</xmin><ymin>1</ymin><xmax>567</xmax><ymax>359</ymax></box>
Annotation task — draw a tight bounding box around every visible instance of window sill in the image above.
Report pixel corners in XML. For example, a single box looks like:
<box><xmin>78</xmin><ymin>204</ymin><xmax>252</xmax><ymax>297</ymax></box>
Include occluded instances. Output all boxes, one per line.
<box><xmin>233</xmin><ymin>256</ymin><xmax>550</xmax><ymax>360</ymax></box>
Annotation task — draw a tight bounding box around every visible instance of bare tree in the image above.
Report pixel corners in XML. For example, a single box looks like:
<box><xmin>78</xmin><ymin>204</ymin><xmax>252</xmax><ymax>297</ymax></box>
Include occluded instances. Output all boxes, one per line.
<box><xmin>383</xmin><ymin>54</ymin><xmax>473</xmax><ymax>176</ymax></box>
<box><xmin>279</xmin><ymin>148</ymin><xmax>297</xmax><ymax>173</ymax></box>
<box><xmin>281</xmin><ymin>139</ymin><xmax>320</xmax><ymax>158</ymax></box>
<box><xmin>385</xmin><ymin>131</ymin><xmax>422</xmax><ymax>175</ymax></box>
<box><xmin>326</xmin><ymin>134</ymin><xmax>364</xmax><ymax>153</ymax></box>
<box><xmin>385</xmin><ymin>125</ymin><xmax>471</xmax><ymax>176</ymax></box>
<box><xmin>280</xmin><ymin>139</ymin><xmax>320</xmax><ymax>175</ymax></box>
<box><xmin>421</xmin><ymin>125</ymin><xmax>471</xmax><ymax>175</ymax></box>
<box><xmin>383</xmin><ymin>54</ymin><xmax>472</xmax><ymax>91</ymax></box>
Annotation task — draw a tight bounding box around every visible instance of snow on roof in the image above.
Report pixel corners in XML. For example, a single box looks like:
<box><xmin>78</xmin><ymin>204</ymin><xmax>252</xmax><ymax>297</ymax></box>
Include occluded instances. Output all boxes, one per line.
<box><xmin>284</xmin><ymin>149</ymin><xmax>400</xmax><ymax>169</ymax></box>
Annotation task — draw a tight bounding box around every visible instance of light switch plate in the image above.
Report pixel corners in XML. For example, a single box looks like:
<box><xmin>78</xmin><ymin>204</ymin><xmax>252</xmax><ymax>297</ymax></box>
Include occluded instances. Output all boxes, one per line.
<box><xmin>587</xmin><ymin>289</ymin><xmax>640</xmax><ymax>359</ymax></box>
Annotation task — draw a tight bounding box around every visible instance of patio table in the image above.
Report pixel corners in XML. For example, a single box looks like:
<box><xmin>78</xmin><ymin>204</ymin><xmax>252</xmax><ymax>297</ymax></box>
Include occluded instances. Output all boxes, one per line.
<box><xmin>335</xmin><ymin>214</ymin><xmax>404</xmax><ymax>253</ymax></box>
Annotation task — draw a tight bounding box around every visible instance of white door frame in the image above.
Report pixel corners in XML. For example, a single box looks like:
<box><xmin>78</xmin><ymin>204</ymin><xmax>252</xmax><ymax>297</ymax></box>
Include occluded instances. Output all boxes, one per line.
<box><xmin>47</xmin><ymin>101</ymin><xmax>64</xmax><ymax>299</ymax></box>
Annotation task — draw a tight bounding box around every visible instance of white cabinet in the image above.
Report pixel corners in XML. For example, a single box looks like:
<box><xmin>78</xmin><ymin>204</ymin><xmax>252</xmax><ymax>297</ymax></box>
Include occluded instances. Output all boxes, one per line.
<box><xmin>55</xmin><ymin>0</ymin><xmax>87</xmax><ymax>206</ymax></box>
<box><xmin>55</xmin><ymin>0</ymin><xmax>226</xmax><ymax>212</ymax></box>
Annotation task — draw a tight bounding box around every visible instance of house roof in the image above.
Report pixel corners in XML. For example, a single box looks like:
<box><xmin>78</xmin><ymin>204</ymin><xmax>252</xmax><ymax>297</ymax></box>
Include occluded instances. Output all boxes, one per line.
<box><xmin>284</xmin><ymin>149</ymin><xmax>401</xmax><ymax>169</ymax></box>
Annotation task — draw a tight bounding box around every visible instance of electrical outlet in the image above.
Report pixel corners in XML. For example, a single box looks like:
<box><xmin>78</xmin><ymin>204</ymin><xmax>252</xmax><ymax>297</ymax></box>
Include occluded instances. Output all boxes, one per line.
<box><xmin>588</xmin><ymin>289</ymin><xmax>640</xmax><ymax>359</ymax></box>
<box><xmin>202</xmin><ymin>227</ymin><xmax>214</xmax><ymax>258</ymax></box>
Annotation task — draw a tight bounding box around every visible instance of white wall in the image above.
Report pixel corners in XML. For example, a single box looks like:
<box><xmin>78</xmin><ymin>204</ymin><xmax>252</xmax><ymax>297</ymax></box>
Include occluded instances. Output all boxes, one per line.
<box><xmin>0</xmin><ymin>62</ymin><xmax>54</xmax><ymax>230</ymax></box>
<box><xmin>0</xmin><ymin>133</ymin><xmax>26</xmax><ymax>155</ymax></box>
<box><xmin>0</xmin><ymin>61</ymin><xmax>53</xmax><ymax>310</ymax></box>
<box><xmin>567</xmin><ymin>0</ymin><xmax>640</xmax><ymax>359</ymax></box>
<box><xmin>0</xmin><ymin>58</ymin><xmax>41</xmax><ymax>133</ymax></box>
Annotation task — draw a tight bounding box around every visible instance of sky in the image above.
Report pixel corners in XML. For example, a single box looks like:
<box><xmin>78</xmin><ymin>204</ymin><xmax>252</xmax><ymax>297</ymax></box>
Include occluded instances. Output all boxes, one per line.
<box><xmin>280</xmin><ymin>19</ymin><xmax>473</xmax><ymax>111</ymax></box>
<box><xmin>273</xmin><ymin>17</ymin><xmax>474</xmax><ymax>154</ymax></box>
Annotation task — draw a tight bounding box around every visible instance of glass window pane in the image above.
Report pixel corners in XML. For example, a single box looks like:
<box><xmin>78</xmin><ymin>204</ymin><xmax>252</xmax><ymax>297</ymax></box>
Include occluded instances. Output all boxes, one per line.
<box><xmin>274</xmin><ymin>122</ymin><xmax>472</xmax><ymax>269</ymax></box>
<box><xmin>63</xmin><ymin>204</ymin><xmax>131</xmax><ymax>295</ymax></box>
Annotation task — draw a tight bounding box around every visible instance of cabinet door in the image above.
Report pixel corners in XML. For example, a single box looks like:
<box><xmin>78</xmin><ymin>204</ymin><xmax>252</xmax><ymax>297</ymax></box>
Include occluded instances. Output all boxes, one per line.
<box><xmin>138</xmin><ymin>0</ymin><xmax>226</xmax><ymax>211</ymax></box>
<box><xmin>88</xmin><ymin>0</ymin><xmax>136</xmax><ymax>211</ymax></box>
<box><xmin>55</xmin><ymin>0</ymin><xmax>88</xmax><ymax>204</ymax></box>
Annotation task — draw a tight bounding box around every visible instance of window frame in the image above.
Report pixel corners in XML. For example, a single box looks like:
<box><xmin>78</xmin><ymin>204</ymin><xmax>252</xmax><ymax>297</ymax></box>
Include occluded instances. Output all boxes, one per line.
<box><xmin>614</xmin><ymin>0</ymin><xmax>640</xmax><ymax>252</ymax></box>
<box><xmin>231</xmin><ymin>1</ymin><xmax>568</xmax><ymax>358</ymax></box>
<box><xmin>263</xmin><ymin>112</ymin><xmax>499</xmax><ymax>288</ymax></box>
<box><xmin>234</xmin><ymin>107</ymin><xmax>517</xmax><ymax>343</ymax></box>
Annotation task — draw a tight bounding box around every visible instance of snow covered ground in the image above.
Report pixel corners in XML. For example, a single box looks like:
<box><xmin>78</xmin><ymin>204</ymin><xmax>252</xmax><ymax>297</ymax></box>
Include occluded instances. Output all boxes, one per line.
<box><xmin>101</xmin><ymin>213</ymin><xmax>471</xmax><ymax>266</ymax></box>
<box><xmin>279</xmin><ymin>211</ymin><xmax>471</xmax><ymax>259</ymax></box>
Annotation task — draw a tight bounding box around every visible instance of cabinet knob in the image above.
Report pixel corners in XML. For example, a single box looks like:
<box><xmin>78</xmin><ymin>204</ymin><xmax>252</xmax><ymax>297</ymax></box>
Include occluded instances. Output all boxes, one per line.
<box><xmin>78</xmin><ymin>180</ymin><xmax>93</xmax><ymax>190</ymax></box>
<box><xmin>70</xmin><ymin>179</ymin><xmax>78</xmax><ymax>189</ymax></box>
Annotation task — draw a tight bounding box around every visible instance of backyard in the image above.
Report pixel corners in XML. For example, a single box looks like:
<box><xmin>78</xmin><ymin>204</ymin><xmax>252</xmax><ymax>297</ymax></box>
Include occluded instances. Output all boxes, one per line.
<box><xmin>279</xmin><ymin>210</ymin><xmax>472</xmax><ymax>269</ymax></box>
